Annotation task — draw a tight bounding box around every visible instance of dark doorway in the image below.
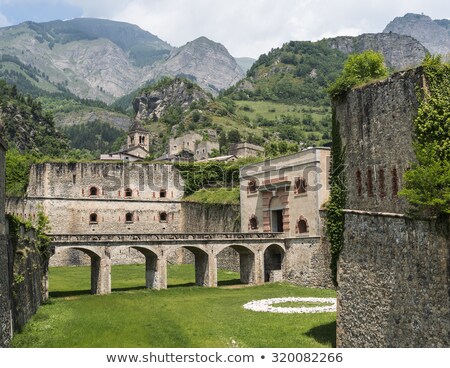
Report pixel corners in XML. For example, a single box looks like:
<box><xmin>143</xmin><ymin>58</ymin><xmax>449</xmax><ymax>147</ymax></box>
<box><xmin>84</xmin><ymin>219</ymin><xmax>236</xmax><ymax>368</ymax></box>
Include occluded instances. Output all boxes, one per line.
<box><xmin>271</xmin><ymin>210</ymin><xmax>283</xmax><ymax>232</ymax></box>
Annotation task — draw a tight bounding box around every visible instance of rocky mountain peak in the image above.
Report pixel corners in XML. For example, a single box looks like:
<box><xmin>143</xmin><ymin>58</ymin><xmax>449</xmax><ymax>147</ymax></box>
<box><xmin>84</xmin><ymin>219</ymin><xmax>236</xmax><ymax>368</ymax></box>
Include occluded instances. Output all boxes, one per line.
<box><xmin>146</xmin><ymin>36</ymin><xmax>245</xmax><ymax>95</ymax></box>
<box><xmin>383</xmin><ymin>13</ymin><xmax>450</xmax><ymax>55</ymax></box>
<box><xmin>326</xmin><ymin>32</ymin><xmax>429</xmax><ymax>70</ymax></box>
<box><xmin>133</xmin><ymin>78</ymin><xmax>212</xmax><ymax>121</ymax></box>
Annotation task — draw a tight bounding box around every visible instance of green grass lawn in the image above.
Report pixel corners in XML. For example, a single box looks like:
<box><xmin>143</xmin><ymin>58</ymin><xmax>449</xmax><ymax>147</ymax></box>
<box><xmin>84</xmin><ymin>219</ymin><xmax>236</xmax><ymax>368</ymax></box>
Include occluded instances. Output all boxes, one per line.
<box><xmin>12</xmin><ymin>264</ymin><xmax>336</xmax><ymax>348</ymax></box>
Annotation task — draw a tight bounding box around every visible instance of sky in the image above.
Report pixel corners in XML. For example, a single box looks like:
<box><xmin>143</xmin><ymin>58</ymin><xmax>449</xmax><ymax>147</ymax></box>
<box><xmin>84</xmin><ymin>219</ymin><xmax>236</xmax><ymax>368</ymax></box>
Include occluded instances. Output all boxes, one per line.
<box><xmin>0</xmin><ymin>0</ymin><xmax>449</xmax><ymax>58</ymax></box>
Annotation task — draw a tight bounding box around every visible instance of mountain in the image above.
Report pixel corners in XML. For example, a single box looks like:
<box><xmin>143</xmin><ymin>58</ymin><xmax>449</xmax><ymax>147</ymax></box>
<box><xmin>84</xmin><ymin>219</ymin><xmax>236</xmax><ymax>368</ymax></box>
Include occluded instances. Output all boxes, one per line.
<box><xmin>224</xmin><ymin>33</ymin><xmax>427</xmax><ymax>105</ymax></box>
<box><xmin>142</xmin><ymin>37</ymin><xmax>244</xmax><ymax>95</ymax></box>
<box><xmin>326</xmin><ymin>33</ymin><xmax>428</xmax><ymax>70</ymax></box>
<box><xmin>384</xmin><ymin>13</ymin><xmax>450</xmax><ymax>56</ymax></box>
<box><xmin>133</xmin><ymin>77</ymin><xmax>213</xmax><ymax>122</ymax></box>
<box><xmin>0</xmin><ymin>80</ymin><xmax>68</xmax><ymax>155</ymax></box>
<box><xmin>0</xmin><ymin>19</ymin><xmax>245</xmax><ymax>103</ymax></box>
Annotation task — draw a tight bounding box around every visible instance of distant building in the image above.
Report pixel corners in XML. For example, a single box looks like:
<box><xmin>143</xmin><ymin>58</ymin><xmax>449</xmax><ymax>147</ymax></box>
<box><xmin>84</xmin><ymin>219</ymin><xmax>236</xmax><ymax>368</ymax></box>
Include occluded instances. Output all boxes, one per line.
<box><xmin>240</xmin><ymin>148</ymin><xmax>330</xmax><ymax>237</ymax></box>
<box><xmin>100</xmin><ymin>121</ymin><xmax>149</xmax><ymax>162</ymax></box>
<box><xmin>230</xmin><ymin>142</ymin><xmax>264</xmax><ymax>158</ymax></box>
<box><xmin>166</xmin><ymin>131</ymin><xmax>219</xmax><ymax>162</ymax></box>
<box><xmin>197</xmin><ymin>155</ymin><xmax>237</xmax><ymax>163</ymax></box>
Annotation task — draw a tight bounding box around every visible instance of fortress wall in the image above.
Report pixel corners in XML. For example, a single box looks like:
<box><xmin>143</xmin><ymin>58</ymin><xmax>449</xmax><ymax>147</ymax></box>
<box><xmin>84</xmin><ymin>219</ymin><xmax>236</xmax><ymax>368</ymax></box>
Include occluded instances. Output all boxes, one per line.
<box><xmin>334</xmin><ymin>67</ymin><xmax>450</xmax><ymax>347</ymax></box>
<box><xmin>334</xmin><ymin>67</ymin><xmax>423</xmax><ymax>214</ymax></box>
<box><xmin>0</xmin><ymin>138</ymin><xmax>12</xmax><ymax>347</ymax></box>
<box><xmin>337</xmin><ymin>213</ymin><xmax>450</xmax><ymax>347</ymax></box>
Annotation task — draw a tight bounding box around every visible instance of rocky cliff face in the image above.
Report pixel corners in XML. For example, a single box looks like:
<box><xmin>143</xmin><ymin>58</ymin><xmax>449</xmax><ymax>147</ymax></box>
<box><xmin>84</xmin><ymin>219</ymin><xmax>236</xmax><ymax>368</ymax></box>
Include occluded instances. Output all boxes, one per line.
<box><xmin>326</xmin><ymin>33</ymin><xmax>428</xmax><ymax>70</ymax></box>
<box><xmin>0</xmin><ymin>20</ymin><xmax>245</xmax><ymax>102</ymax></box>
<box><xmin>383</xmin><ymin>13</ymin><xmax>450</xmax><ymax>56</ymax></box>
<box><xmin>133</xmin><ymin>78</ymin><xmax>213</xmax><ymax>121</ymax></box>
<box><xmin>144</xmin><ymin>37</ymin><xmax>245</xmax><ymax>95</ymax></box>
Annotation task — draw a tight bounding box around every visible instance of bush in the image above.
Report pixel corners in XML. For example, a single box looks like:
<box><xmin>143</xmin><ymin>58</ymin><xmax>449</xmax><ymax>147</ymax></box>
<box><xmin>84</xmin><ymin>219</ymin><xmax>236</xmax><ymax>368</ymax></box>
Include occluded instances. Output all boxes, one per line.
<box><xmin>328</xmin><ymin>50</ymin><xmax>388</xmax><ymax>99</ymax></box>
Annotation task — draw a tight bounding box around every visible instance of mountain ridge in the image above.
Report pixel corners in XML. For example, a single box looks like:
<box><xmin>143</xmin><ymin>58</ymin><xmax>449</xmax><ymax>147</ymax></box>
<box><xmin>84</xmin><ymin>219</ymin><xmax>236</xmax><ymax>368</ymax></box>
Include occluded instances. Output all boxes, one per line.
<box><xmin>383</xmin><ymin>13</ymin><xmax>450</xmax><ymax>56</ymax></box>
<box><xmin>0</xmin><ymin>18</ymin><xmax>245</xmax><ymax>102</ymax></box>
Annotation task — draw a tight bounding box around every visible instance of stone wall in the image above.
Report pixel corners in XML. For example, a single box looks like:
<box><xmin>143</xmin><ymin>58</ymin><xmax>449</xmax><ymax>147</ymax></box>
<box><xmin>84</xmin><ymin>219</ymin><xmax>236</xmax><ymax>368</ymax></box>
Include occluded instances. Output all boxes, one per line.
<box><xmin>180</xmin><ymin>202</ymin><xmax>241</xmax><ymax>271</ymax></box>
<box><xmin>334</xmin><ymin>67</ymin><xmax>450</xmax><ymax>347</ymax></box>
<box><xmin>334</xmin><ymin>68</ymin><xmax>423</xmax><ymax>214</ymax></box>
<box><xmin>337</xmin><ymin>212</ymin><xmax>450</xmax><ymax>347</ymax></box>
<box><xmin>283</xmin><ymin>212</ymin><xmax>333</xmax><ymax>288</ymax></box>
<box><xmin>181</xmin><ymin>202</ymin><xmax>240</xmax><ymax>233</ymax></box>
<box><xmin>8</xmin><ymin>224</ymin><xmax>49</xmax><ymax>333</ymax></box>
<box><xmin>0</xmin><ymin>137</ymin><xmax>12</xmax><ymax>347</ymax></box>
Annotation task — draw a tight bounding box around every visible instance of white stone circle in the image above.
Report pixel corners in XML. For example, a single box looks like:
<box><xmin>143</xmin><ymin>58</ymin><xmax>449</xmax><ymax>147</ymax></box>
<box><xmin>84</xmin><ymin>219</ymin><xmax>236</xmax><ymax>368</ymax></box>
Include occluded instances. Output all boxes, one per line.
<box><xmin>243</xmin><ymin>297</ymin><xmax>336</xmax><ymax>314</ymax></box>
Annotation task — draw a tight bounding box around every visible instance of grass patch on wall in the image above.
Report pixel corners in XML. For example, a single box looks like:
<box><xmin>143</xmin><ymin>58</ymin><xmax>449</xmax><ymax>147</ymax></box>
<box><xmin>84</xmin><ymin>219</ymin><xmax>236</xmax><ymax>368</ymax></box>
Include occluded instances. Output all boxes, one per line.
<box><xmin>12</xmin><ymin>264</ymin><xmax>336</xmax><ymax>348</ymax></box>
<box><xmin>183</xmin><ymin>187</ymin><xmax>240</xmax><ymax>205</ymax></box>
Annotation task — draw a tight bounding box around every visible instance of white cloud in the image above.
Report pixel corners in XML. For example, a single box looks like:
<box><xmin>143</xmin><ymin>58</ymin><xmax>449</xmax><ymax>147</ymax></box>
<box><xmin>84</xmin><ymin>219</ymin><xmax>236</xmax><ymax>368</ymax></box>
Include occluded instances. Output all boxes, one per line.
<box><xmin>3</xmin><ymin>0</ymin><xmax>450</xmax><ymax>57</ymax></box>
<box><xmin>0</xmin><ymin>12</ymin><xmax>10</xmax><ymax>26</ymax></box>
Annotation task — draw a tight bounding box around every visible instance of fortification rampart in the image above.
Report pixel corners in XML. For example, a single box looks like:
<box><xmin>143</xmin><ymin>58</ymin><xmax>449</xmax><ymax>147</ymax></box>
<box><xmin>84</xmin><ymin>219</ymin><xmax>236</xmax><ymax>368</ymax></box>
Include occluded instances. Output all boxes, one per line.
<box><xmin>334</xmin><ymin>67</ymin><xmax>423</xmax><ymax>214</ymax></box>
<box><xmin>334</xmin><ymin>67</ymin><xmax>450</xmax><ymax>347</ymax></box>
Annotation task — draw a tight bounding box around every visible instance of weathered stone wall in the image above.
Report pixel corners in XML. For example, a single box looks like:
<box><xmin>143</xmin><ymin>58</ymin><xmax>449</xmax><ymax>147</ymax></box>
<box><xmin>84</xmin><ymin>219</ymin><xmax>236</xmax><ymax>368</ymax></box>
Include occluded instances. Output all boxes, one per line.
<box><xmin>181</xmin><ymin>202</ymin><xmax>240</xmax><ymax>233</ymax></box>
<box><xmin>335</xmin><ymin>67</ymin><xmax>450</xmax><ymax>347</ymax></box>
<box><xmin>337</xmin><ymin>212</ymin><xmax>450</xmax><ymax>347</ymax></box>
<box><xmin>334</xmin><ymin>68</ymin><xmax>423</xmax><ymax>214</ymax></box>
<box><xmin>0</xmin><ymin>137</ymin><xmax>12</xmax><ymax>347</ymax></box>
<box><xmin>8</xmin><ymin>225</ymin><xmax>48</xmax><ymax>333</ymax></box>
<box><xmin>283</xmin><ymin>237</ymin><xmax>332</xmax><ymax>288</ymax></box>
<box><xmin>181</xmin><ymin>202</ymin><xmax>241</xmax><ymax>271</ymax></box>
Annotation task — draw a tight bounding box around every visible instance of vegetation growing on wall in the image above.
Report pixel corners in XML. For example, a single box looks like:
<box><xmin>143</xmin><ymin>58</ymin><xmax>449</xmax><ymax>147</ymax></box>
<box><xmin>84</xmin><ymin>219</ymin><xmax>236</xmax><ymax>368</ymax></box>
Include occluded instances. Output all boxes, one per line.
<box><xmin>6</xmin><ymin>211</ymin><xmax>51</xmax><ymax>261</ymax></box>
<box><xmin>400</xmin><ymin>56</ymin><xmax>450</xmax><ymax>216</ymax></box>
<box><xmin>325</xmin><ymin>115</ymin><xmax>346</xmax><ymax>287</ymax></box>
<box><xmin>327</xmin><ymin>50</ymin><xmax>388</xmax><ymax>99</ymax></box>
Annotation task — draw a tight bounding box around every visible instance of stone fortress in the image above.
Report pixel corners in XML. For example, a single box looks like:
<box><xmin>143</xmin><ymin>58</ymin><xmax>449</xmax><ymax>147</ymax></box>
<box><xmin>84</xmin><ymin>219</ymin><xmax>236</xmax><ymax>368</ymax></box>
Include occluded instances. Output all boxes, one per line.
<box><xmin>2</xmin><ymin>66</ymin><xmax>449</xmax><ymax>348</ymax></box>
<box><xmin>7</xmin><ymin>145</ymin><xmax>332</xmax><ymax>288</ymax></box>
<box><xmin>334</xmin><ymin>67</ymin><xmax>450</xmax><ymax>348</ymax></box>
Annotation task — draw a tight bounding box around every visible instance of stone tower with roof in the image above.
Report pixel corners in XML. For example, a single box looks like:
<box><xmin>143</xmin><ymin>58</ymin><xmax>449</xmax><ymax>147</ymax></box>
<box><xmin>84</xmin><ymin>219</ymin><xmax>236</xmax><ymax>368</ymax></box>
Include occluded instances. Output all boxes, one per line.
<box><xmin>125</xmin><ymin>121</ymin><xmax>150</xmax><ymax>158</ymax></box>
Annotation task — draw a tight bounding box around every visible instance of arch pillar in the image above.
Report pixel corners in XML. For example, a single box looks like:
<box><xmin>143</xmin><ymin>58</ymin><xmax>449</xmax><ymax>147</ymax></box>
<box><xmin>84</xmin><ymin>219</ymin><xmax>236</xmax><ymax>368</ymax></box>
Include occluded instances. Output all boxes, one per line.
<box><xmin>253</xmin><ymin>248</ymin><xmax>265</xmax><ymax>285</ymax></box>
<box><xmin>89</xmin><ymin>247</ymin><xmax>111</xmax><ymax>295</ymax></box>
<box><xmin>133</xmin><ymin>247</ymin><xmax>167</xmax><ymax>290</ymax></box>
<box><xmin>185</xmin><ymin>247</ymin><xmax>216</xmax><ymax>287</ymax></box>
<box><xmin>145</xmin><ymin>254</ymin><xmax>167</xmax><ymax>290</ymax></box>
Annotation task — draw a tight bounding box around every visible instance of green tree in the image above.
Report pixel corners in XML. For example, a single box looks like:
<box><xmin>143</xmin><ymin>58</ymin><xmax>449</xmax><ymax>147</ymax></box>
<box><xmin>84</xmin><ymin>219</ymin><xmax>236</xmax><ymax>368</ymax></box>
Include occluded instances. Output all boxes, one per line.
<box><xmin>400</xmin><ymin>56</ymin><xmax>450</xmax><ymax>215</ymax></box>
<box><xmin>328</xmin><ymin>50</ymin><xmax>388</xmax><ymax>99</ymax></box>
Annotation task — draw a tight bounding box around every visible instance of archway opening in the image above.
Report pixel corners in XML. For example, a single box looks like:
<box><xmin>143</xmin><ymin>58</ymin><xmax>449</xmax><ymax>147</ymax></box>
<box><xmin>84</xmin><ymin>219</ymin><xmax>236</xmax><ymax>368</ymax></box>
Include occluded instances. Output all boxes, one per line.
<box><xmin>49</xmin><ymin>247</ymin><xmax>109</xmax><ymax>296</ymax></box>
<box><xmin>167</xmin><ymin>246</ymin><xmax>211</xmax><ymax>287</ymax></box>
<box><xmin>216</xmin><ymin>245</ymin><xmax>255</xmax><ymax>286</ymax></box>
<box><xmin>124</xmin><ymin>247</ymin><xmax>164</xmax><ymax>290</ymax></box>
<box><xmin>264</xmin><ymin>244</ymin><xmax>285</xmax><ymax>283</ymax></box>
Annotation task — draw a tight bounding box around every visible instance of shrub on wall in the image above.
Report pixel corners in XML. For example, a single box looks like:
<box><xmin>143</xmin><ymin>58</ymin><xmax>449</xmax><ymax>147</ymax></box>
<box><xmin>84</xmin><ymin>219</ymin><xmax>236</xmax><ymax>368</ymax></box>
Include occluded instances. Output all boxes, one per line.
<box><xmin>400</xmin><ymin>56</ymin><xmax>450</xmax><ymax>216</ymax></box>
<box><xmin>325</xmin><ymin>115</ymin><xmax>346</xmax><ymax>287</ymax></box>
<box><xmin>328</xmin><ymin>50</ymin><xmax>388</xmax><ymax>99</ymax></box>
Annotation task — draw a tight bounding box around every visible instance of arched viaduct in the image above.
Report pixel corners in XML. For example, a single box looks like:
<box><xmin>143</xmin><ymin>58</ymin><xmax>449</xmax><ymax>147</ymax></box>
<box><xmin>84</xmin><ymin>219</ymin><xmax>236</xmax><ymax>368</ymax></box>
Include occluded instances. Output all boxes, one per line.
<box><xmin>49</xmin><ymin>233</ymin><xmax>287</xmax><ymax>294</ymax></box>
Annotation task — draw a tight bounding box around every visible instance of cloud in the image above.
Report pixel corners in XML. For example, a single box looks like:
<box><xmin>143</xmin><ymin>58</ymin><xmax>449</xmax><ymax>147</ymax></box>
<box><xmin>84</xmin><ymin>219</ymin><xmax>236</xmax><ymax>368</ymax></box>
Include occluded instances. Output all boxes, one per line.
<box><xmin>2</xmin><ymin>0</ymin><xmax>450</xmax><ymax>57</ymax></box>
<box><xmin>0</xmin><ymin>11</ymin><xmax>10</xmax><ymax>26</ymax></box>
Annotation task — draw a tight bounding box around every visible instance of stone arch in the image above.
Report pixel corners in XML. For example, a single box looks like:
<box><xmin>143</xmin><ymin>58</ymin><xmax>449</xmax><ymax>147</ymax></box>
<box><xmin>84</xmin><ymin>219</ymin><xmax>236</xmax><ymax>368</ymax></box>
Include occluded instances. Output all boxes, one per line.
<box><xmin>294</xmin><ymin>177</ymin><xmax>307</xmax><ymax>194</ymax></box>
<box><xmin>131</xmin><ymin>246</ymin><xmax>166</xmax><ymax>290</ymax></box>
<box><xmin>54</xmin><ymin>246</ymin><xmax>111</xmax><ymax>295</ymax></box>
<box><xmin>159</xmin><ymin>212</ymin><xmax>168</xmax><ymax>222</ymax></box>
<box><xmin>247</xmin><ymin>179</ymin><xmax>257</xmax><ymax>193</ymax></box>
<box><xmin>296</xmin><ymin>216</ymin><xmax>309</xmax><ymax>234</ymax></box>
<box><xmin>89</xmin><ymin>186</ymin><xmax>98</xmax><ymax>196</ymax></box>
<box><xmin>249</xmin><ymin>215</ymin><xmax>258</xmax><ymax>230</ymax></box>
<box><xmin>125</xmin><ymin>212</ymin><xmax>134</xmax><ymax>223</ymax></box>
<box><xmin>263</xmin><ymin>244</ymin><xmax>285</xmax><ymax>282</ymax></box>
<box><xmin>168</xmin><ymin>245</ymin><xmax>214</xmax><ymax>287</ymax></box>
<box><xmin>89</xmin><ymin>213</ymin><xmax>98</xmax><ymax>224</ymax></box>
<box><xmin>216</xmin><ymin>244</ymin><xmax>257</xmax><ymax>285</ymax></box>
